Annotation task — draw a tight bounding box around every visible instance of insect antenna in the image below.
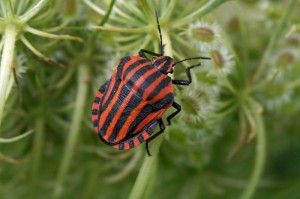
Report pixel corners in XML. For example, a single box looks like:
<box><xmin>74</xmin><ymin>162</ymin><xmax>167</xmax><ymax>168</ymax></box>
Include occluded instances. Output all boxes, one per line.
<box><xmin>155</xmin><ymin>11</ymin><xmax>164</xmax><ymax>56</ymax></box>
<box><xmin>173</xmin><ymin>56</ymin><xmax>211</xmax><ymax>66</ymax></box>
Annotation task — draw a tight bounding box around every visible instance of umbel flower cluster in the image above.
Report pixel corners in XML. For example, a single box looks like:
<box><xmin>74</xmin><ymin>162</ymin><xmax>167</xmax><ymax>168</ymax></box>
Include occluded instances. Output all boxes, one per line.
<box><xmin>1</xmin><ymin>1</ymin><xmax>300</xmax><ymax>199</ymax></box>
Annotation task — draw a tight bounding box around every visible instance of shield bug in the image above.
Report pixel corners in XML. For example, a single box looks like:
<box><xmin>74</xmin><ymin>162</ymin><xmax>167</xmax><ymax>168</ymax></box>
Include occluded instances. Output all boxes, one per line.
<box><xmin>92</xmin><ymin>12</ymin><xmax>210</xmax><ymax>156</ymax></box>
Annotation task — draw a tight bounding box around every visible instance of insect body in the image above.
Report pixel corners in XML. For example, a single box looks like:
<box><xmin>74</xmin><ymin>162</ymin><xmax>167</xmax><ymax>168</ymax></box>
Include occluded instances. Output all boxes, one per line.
<box><xmin>92</xmin><ymin>13</ymin><xmax>210</xmax><ymax>156</ymax></box>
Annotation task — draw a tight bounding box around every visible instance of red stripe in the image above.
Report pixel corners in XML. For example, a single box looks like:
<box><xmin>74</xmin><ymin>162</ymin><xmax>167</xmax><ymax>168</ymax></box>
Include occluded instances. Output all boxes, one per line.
<box><xmin>100</xmin><ymin>61</ymin><xmax>151</xmax><ymax>141</ymax></box>
<box><xmin>133</xmin><ymin>110</ymin><xmax>166</xmax><ymax>134</ymax></box>
<box><xmin>149</xmin><ymin>83</ymin><xmax>173</xmax><ymax>104</ymax></box>
<box><xmin>102</xmin><ymin>71</ymin><xmax>117</xmax><ymax>109</ymax></box>
<box><xmin>108</xmin><ymin>68</ymin><xmax>158</xmax><ymax>142</ymax></box>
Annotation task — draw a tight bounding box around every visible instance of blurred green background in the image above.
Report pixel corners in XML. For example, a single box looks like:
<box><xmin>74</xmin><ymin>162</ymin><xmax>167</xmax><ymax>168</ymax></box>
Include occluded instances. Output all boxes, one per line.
<box><xmin>1</xmin><ymin>0</ymin><xmax>300</xmax><ymax>199</ymax></box>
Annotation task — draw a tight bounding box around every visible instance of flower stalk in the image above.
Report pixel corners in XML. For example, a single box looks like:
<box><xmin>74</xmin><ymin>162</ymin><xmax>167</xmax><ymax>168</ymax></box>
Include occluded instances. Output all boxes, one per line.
<box><xmin>0</xmin><ymin>24</ymin><xmax>18</xmax><ymax>127</ymax></box>
<box><xmin>240</xmin><ymin>100</ymin><xmax>266</xmax><ymax>199</ymax></box>
<box><xmin>53</xmin><ymin>64</ymin><xmax>89</xmax><ymax>199</ymax></box>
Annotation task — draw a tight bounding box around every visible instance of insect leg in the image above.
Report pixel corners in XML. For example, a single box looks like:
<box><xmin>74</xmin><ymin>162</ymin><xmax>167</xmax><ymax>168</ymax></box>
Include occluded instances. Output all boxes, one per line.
<box><xmin>139</xmin><ymin>49</ymin><xmax>161</xmax><ymax>59</ymax></box>
<box><xmin>172</xmin><ymin>63</ymin><xmax>201</xmax><ymax>85</ymax></box>
<box><xmin>145</xmin><ymin>118</ymin><xmax>165</xmax><ymax>156</ymax></box>
<box><xmin>167</xmin><ymin>101</ymin><xmax>181</xmax><ymax>125</ymax></box>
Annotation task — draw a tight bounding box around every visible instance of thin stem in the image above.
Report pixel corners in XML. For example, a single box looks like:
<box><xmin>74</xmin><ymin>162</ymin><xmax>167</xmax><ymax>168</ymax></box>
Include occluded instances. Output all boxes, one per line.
<box><xmin>83</xmin><ymin>0</ymin><xmax>105</xmax><ymax>15</ymax></box>
<box><xmin>119</xmin><ymin>1</ymin><xmax>144</xmax><ymax>21</ymax></box>
<box><xmin>139</xmin><ymin>0</ymin><xmax>156</xmax><ymax>25</ymax></box>
<box><xmin>91</xmin><ymin>25</ymin><xmax>148</xmax><ymax>33</ymax></box>
<box><xmin>161</xmin><ymin>29</ymin><xmax>172</xmax><ymax>57</ymax></box>
<box><xmin>173</xmin><ymin>0</ymin><xmax>226</xmax><ymax>28</ymax></box>
<box><xmin>0</xmin><ymin>151</ymin><xmax>20</xmax><ymax>164</ymax></box>
<box><xmin>53</xmin><ymin>64</ymin><xmax>89</xmax><ymax>199</ymax></box>
<box><xmin>26</xmin><ymin>26</ymin><xmax>83</xmax><ymax>41</ymax></box>
<box><xmin>286</xmin><ymin>78</ymin><xmax>300</xmax><ymax>89</ymax></box>
<box><xmin>239</xmin><ymin>111</ymin><xmax>266</xmax><ymax>199</ymax></box>
<box><xmin>0</xmin><ymin>1</ymin><xmax>7</xmax><ymax>17</ymax></box>
<box><xmin>128</xmin><ymin>135</ymin><xmax>165</xmax><ymax>199</ymax></box>
<box><xmin>3</xmin><ymin>0</ymin><xmax>14</xmax><ymax>16</ymax></box>
<box><xmin>252</xmin><ymin>0</ymin><xmax>296</xmax><ymax>82</ymax></box>
<box><xmin>161</xmin><ymin>0</ymin><xmax>177</xmax><ymax>20</ymax></box>
<box><xmin>98</xmin><ymin>0</ymin><xmax>115</xmax><ymax>26</ymax></box>
<box><xmin>218</xmin><ymin>68</ymin><xmax>238</xmax><ymax>95</ymax></box>
<box><xmin>113</xmin><ymin>5</ymin><xmax>142</xmax><ymax>25</ymax></box>
<box><xmin>0</xmin><ymin>130</ymin><xmax>33</xmax><ymax>143</ymax></box>
<box><xmin>104</xmin><ymin>150</ymin><xmax>142</xmax><ymax>183</ymax></box>
<box><xmin>235</xmin><ymin>1</ymin><xmax>249</xmax><ymax>68</ymax></box>
<box><xmin>20</xmin><ymin>35</ymin><xmax>65</xmax><ymax>67</ymax></box>
<box><xmin>132</xmin><ymin>35</ymin><xmax>151</xmax><ymax>54</ymax></box>
<box><xmin>27</xmin><ymin>118</ymin><xmax>45</xmax><ymax>199</ymax></box>
<box><xmin>20</xmin><ymin>0</ymin><xmax>50</xmax><ymax>22</ymax></box>
<box><xmin>0</xmin><ymin>24</ymin><xmax>18</xmax><ymax>127</ymax></box>
<box><xmin>81</xmin><ymin>145</ymin><xmax>133</xmax><ymax>160</ymax></box>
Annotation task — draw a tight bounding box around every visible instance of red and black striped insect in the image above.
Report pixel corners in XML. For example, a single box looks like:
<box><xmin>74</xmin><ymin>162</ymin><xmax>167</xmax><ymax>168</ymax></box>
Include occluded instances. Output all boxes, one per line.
<box><xmin>92</xmin><ymin>13</ymin><xmax>210</xmax><ymax>156</ymax></box>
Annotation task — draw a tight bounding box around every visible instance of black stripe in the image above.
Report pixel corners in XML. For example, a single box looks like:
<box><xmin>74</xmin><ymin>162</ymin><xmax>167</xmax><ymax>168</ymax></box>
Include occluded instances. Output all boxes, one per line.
<box><xmin>108</xmin><ymin>70</ymin><xmax>161</xmax><ymax>142</ymax></box>
<box><xmin>98</xmin><ymin>128</ymin><xmax>105</xmax><ymax>137</ymax></box>
<box><xmin>125</xmin><ymin>105</ymin><xmax>153</xmax><ymax>138</ymax></box>
<box><xmin>138</xmin><ymin>134</ymin><xmax>144</xmax><ymax>142</ymax></box>
<box><xmin>119</xmin><ymin>143</ymin><xmax>124</xmax><ymax>150</ymax></box>
<box><xmin>93</xmin><ymin>120</ymin><xmax>99</xmax><ymax>127</ymax></box>
<box><xmin>124</xmin><ymin>93</ymin><xmax>171</xmax><ymax>138</ymax></box>
<box><xmin>145</xmin><ymin>121</ymin><xmax>158</xmax><ymax>135</ymax></box>
<box><xmin>123</xmin><ymin>59</ymin><xmax>149</xmax><ymax>79</ymax></box>
<box><xmin>129</xmin><ymin>140</ymin><xmax>135</xmax><ymax>148</ymax></box>
<box><xmin>106</xmin><ymin>72</ymin><xmax>152</xmax><ymax>142</ymax></box>
<box><xmin>154</xmin><ymin>56</ymin><xmax>168</xmax><ymax>65</ymax></box>
<box><xmin>138</xmin><ymin>69</ymin><xmax>161</xmax><ymax>93</ymax></box>
<box><xmin>92</xmin><ymin>109</ymin><xmax>98</xmax><ymax>115</ymax></box>
<box><xmin>152</xmin><ymin>92</ymin><xmax>174</xmax><ymax>110</ymax></box>
<box><xmin>97</xmin><ymin>79</ymin><xmax>110</xmax><ymax>112</ymax></box>
<box><xmin>127</xmin><ymin>120</ymin><xmax>158</xmax><ymax>143</ymax></box>
<box><xmin>102</xmin><ymin>83</ymin><xmax>132</xmax><ymax>142</ymax></box>
<box><xmin>101</xmin><ymin>60</ymin><xmax>149</xmax><ymax>114</ymax></box>
<box><xmin>94</xmin><ymin>97</ymin><xmax>100</xmax><ymax>103</ymax></box>
<box><xmin>100</xmin><ymin>78</ymin><xmax>120</xmax><ymax>115</ymax></box>
<box><xmin>99</xmin><ymin>84</ymin><xmax>106</xmax><ymax>93</ymax></box>
<box><xmin>147</xmin><ymin>76</ymin><xmax>171</xmax><ymax>101</ymax></box>
<box><xmin>116</xmin><ymin>56</ymin><xmax>131</xmax><ymax>79</ymax></box>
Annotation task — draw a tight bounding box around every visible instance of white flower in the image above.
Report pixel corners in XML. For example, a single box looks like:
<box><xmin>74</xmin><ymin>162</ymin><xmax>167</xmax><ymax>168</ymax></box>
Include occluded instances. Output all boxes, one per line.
<box><xmin>184</xmin><ymin>20</ymin><xmax>222</xmax><ymax>52</ymax></box>
<box><xmin>202</xmin><ymin>45</ymin><xmax>235</xmax><ymax>77</ymax></box>
<box><xmin>178</xmin><ymin>80</ymin><xmax>218</xmax><ymax>123</ymax></box>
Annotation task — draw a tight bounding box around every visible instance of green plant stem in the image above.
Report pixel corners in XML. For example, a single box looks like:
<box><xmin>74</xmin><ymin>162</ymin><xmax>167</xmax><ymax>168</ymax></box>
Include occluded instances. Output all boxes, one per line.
<box><xmin>25</xmin><ymin>26</ymin><xmax>83</xmax><ymax>41</ymax></box>
<box><xmin>20</xmin><ymin>0</ymin><xmax>50</xmax><ymax>22</ymax></box>
<box><xmin>0</xmin><ymin>130</ymin><xmax>33</xmax><ymax>143</ymax></box>
<box><xmin>27</xmin><ymin>118</ymin><xmax>45</xmax><ymax>199</ymax></box>
<box><xmin>235</xmin><ymin>2</ymin><xmax>249</xmax><ymax>68</ymax></box>
<box><xmin>285</xmin><ymin>77</ymin><xmax>300</xmax><ymax>89</ymax></box>
<box><xmin>53</xmin><ymin>64</ymin><xmax>89</xmax><ymax>199</ymax></box>
<box><xmin>240</xmin><ymin>106</ymin><xmax>266</xmax><ymax>199</ymax></box>
<box><xmin>161</xmin><ymin>30</ymin><xmax>172</xmax><ymax>57</ymax></box>
<box><xmin>104</xmin><ymin>149</ymin><xmax>142</xmax><ymax>183</ymax></box>
<box><xmin>83</xmin><ymin>0</ymin><xmax>105</xmax><ymax>15</ymax></box>
<box><xmin>252</xmin><ymin>0</ymin><xmax>296</xmax><ymax>82</ymax></box>
<box><xmin>98</xmin><ymin>0</ymin><xmax>115</xmax><ymax>26</ymax></box>
<box><xmin>91</xmin><ymin>25</ymin><xmax>147</xmax><ymax>33</ymax></box>
<box><xmin>3</xmin><ymin>0</ymin><xmax>13</xmax><ymax>16</ymax></box>
<box><xmin>128</xmin><ymin>135</ymin><xmax>165</xmax><ymax>199</ymax></box>
<box><xmin>0</xmin><ymin>24</ymin><xmax>18</xmax><ymax>128</ymax></box>
<box><xmin>173</xmin><ymin>0</ymin><xmax>226</xmax><ymax>28</ymax></box>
